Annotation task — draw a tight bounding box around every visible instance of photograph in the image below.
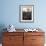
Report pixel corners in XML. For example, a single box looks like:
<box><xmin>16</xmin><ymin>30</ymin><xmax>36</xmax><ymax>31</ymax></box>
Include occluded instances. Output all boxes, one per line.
<box><xmin>20</xmin><ymin>5</ymin><xmax>34</xmax><ymax>22</ymax></box>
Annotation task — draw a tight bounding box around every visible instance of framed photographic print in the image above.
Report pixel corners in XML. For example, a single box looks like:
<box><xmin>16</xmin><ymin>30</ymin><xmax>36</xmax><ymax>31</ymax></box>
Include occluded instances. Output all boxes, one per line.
<box><xmin>19</xmin><ymin>5</ymin><xmax>34</xmax><ymax>22</ymax></box>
